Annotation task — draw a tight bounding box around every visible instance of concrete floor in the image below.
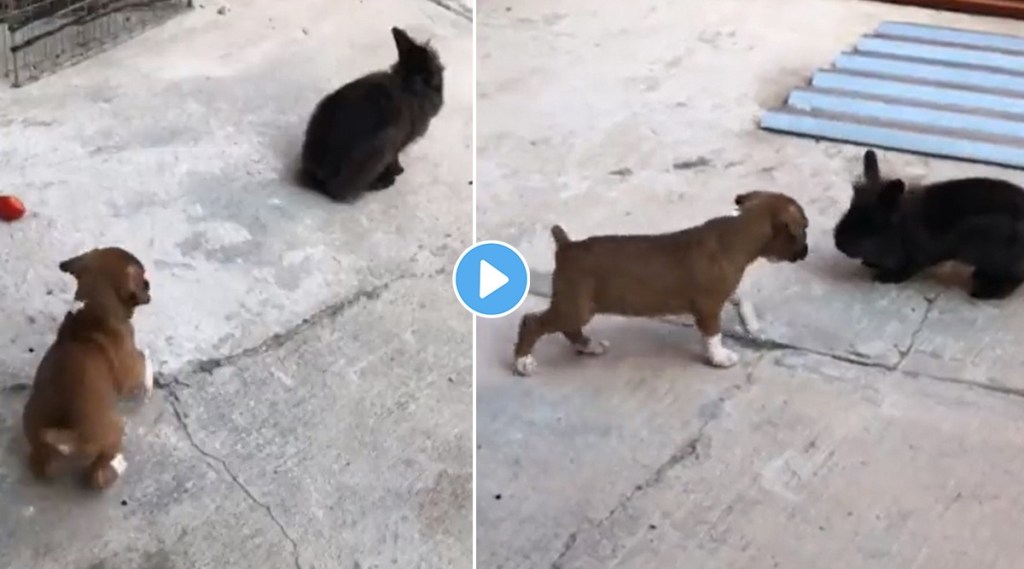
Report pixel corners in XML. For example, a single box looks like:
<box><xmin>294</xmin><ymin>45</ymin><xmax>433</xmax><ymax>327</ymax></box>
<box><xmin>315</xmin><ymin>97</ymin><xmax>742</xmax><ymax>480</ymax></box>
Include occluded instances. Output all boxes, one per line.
<box><xmin>476</xmin><ymin>0</ymin><xmax>1024</xmax><ymax>567</ymax></box>
<box><xmin>0</xmin><ymin>1</ymin><xmax>472</xmax><ymax>568</ymax></box>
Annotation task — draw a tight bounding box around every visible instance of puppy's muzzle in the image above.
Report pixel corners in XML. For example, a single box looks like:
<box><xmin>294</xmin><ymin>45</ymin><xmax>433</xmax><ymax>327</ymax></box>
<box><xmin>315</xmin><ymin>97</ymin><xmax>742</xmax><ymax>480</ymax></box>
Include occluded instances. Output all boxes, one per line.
<box><xmin>790</xmin><ymin>243</ymin><xmax>809</xmax><ymax>262</ymax></box>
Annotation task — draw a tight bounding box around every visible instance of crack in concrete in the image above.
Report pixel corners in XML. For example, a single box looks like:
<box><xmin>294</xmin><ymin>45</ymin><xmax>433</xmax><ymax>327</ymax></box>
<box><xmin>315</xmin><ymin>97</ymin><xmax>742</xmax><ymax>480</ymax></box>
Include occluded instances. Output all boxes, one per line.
<box><xmin>148</xmin><ymin>267</ymin><xmax>446</xmax><ymax>569</ymax></box>
<box><xmin>550</xmin><ymin>356</ymin><xmax>766</xmax><ymax>568</ymax></box>
<box><xmin>164</xmin><ymin>389</ymin><xmax>303</xmax><ymax>569</ymax></box>
<box><xmin>423</xmin><ymin>0</ymin><xmax>473</xmax><ymax>21</ymax></box>
<box><xmin>156</xmin><ymin>267</ymin><xmax>446</xmax><ymax>388</ymax></box>
<box><xmin>896</xmin><ymin>293</ymin><xmax>939</xmax><ymax>369</ymax></box>
<box><xmin>549</xmin><ymin>433</ymin><xmax>709</xmax><ymax>569</ymax></box>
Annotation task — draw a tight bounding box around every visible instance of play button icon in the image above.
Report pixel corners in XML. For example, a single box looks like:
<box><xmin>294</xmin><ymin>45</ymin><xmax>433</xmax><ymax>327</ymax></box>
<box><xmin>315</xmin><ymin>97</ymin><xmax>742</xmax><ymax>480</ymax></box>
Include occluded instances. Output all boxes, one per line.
<box><xmin>479</xmin><ymin>259</ymin><xmax>509</xmax><ymax>299</ymax></box>
<box><xmin>453</xmin><ymin>241</ymin><xmax>530</xmax><ymax>318</ymax></box>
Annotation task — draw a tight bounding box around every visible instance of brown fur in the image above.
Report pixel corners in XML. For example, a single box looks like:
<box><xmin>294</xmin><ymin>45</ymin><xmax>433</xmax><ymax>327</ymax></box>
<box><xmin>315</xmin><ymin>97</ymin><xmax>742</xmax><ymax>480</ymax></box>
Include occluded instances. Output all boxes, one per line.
<box><xmin>514</xmin><ymin>191</ymin><xmax>809</xmax><ymax>373</ymax></box>
<box><xmin>22</xmin><ymin>247</ymin><xmax>152</xmax><ymax>489</ymax></box>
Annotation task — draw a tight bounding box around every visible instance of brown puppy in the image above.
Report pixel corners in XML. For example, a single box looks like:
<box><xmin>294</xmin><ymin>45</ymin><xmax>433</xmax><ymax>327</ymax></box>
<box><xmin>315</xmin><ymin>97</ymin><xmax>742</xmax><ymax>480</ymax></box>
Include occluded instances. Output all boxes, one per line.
<box><xmin>22</xmin><ymin>247</ymin><xmax>153</xmax><ymax>489</ymax></box>
<box><xmin>513</xmin><ymin>191</ymin><xmax>809</xmax><ymax>375</ymax></box>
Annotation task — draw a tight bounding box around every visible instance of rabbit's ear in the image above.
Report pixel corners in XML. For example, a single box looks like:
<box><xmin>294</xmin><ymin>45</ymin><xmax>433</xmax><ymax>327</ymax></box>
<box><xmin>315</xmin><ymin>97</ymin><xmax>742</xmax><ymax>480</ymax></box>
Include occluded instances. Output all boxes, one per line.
<box><xmin>391</xmin><ymin>27</ymin><xmax>419</xmax><ymax>60</ymax></box>
<box><xmin>863</xmin><ymin>149</ymin><xmax>881</xmax><ymax>183</ymax></box>
<box><xmin>879</xmin><ymin>179</ymin><xmax>905</xmax><ymax>208</ymax></box>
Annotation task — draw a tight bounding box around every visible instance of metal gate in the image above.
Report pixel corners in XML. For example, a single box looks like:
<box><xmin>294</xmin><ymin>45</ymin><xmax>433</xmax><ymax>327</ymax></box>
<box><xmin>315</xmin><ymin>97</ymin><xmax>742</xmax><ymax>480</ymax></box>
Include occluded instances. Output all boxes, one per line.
<box><xmin>0</xmin><ymin>0</ymin><xmax>192</xmax><ymax>87</ymax></box>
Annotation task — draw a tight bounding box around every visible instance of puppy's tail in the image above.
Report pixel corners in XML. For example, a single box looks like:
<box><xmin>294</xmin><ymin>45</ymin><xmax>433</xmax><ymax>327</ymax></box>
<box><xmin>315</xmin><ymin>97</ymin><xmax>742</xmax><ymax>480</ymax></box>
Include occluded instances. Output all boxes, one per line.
<box><xmin>551</xmin><ymin>225</ymin><xmax>572</xmax><ymax>247</ymax></box>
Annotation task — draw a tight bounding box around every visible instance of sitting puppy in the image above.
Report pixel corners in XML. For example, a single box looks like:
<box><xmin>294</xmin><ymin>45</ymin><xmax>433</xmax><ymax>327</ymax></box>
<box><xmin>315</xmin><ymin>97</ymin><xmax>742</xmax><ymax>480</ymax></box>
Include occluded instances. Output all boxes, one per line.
<box><xmin>834</xmin><ymin>149</ymin><xmax>1024</xmax><ymax>299</ymax></box>
<box><xmin>298</xmin><ymin>26</ymin><xmax>444</xmax><ymax>202</ymax></box>
<box><xmin>22</xmin><ymin>247</ymin><xmax>153</xmax><ymax>490</ymax></box>
<box><xmin>513</xmin><ymin>191</ymin><xmax>809</xmax><ymax>376</ymax></box>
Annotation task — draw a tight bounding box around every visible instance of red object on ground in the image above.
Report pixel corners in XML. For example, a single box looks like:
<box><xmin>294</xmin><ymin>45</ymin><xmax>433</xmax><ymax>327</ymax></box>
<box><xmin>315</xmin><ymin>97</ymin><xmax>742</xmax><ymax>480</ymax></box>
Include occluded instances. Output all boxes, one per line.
<box><xmin>0</xmin><ymin>195</ymin><xmax>26</xmax><ymax>222</ymax></box>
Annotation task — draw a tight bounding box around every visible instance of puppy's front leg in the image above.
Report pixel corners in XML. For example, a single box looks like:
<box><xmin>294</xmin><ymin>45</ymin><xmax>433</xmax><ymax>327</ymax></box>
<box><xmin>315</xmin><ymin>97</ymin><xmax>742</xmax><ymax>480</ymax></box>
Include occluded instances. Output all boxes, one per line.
<box><xmin>121</xmin><ymin>348</ymin><xmax>153</xmax><ymax>398</ymax></box>
<box><xmin>694</xmin><ymin>307</ymin><xmax>739</xmax><ymax>368</ymax></box>
<box><xmin>728</xmin><ymin>293</ymin><xmax>761</xmax><ymax>339</ymax></box>
<box><xmin>140</xmin><ymin>349</ymin><xmax>153</xmax><ymax>397</ymax></box>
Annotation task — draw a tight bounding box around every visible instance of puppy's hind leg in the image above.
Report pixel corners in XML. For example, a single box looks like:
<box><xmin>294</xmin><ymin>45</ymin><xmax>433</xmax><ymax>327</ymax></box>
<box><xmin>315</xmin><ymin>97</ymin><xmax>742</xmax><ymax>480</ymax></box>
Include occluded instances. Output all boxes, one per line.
<box><xmin>514</xmin><ymin>301</ymin><xmax>594</xmax><ymax>376</ymax></box>
<box><xmin>563</xmin><ymin>328</ymin><xmax>609</xmax><ymax>356</ymax></box>
<box><xmin>28</xmin><ymin>442</ymin><xmax>59</xmax><ymax>480</ymax></box>
<box><xmin>694</xmin><ymin>305</ymin><xmax>739</xmax><ymax>368</ymax></box>
<box><xmin>86</xmin><ymin>451</ymin><xmax>125</xmax><ymax>490</ymax></box>
<box><xmin>513</xmin><ymin>311</ymin><xmax>549</xmax><ymax>377</ymax></box>
<box><xmin>557</xmin><ymin>284</ymin><xmax>605</xmax><ymax>355</ymax></box>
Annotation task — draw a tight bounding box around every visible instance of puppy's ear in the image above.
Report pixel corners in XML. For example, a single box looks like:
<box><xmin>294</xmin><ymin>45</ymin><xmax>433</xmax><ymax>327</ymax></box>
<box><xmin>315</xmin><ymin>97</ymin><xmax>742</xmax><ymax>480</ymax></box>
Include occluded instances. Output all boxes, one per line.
<box><xmin>774</xmin><ymin>204</ymin><xmax>808</xmax><ymax>239</ymax></box>
<box><xmin>58</xmin><ymin>251</ymin><xmax>90</xmax><ymax>277</ymax></box>
<box><xmin>863</xmin><ymin>149</ymin><xmax>880</xmax><ymax>183</ymax></box>
<box><xmin>124</xmin><ymin>265</ymin><xmax>151</xmax><ymax>306</ymax></box>
<box><xmin>879</xmin><ymin>179</ymin><xmax>905</xmax><ymax>209</ymax></box>
<box><xmin>734</xmin><ymin>191</ymin><xmax>766</xmax><ymax>208</ymax></box>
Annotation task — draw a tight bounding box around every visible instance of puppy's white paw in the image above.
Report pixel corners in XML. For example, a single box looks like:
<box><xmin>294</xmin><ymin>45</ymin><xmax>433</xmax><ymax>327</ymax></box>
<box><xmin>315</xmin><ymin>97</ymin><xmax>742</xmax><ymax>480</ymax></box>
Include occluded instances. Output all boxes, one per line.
<box><xmin>574</xmin><ymin>338</ymin><xmax>609</xmax><ymax>356</ymax></box>
<box><xmin>141</xmin><ymin>349</ymin><xmax>154</xmax><ymax>397</ymax></box>
<box><xmin>513</xmin><ymin>355</ymin><xmax>537</xmax><ymax>377</ymax></box>
<box><xmin>709</xmin><ymin>348</ymin><xmax>740</xmax><ymax>368</ymax></box>
<box><xmin>704</xmin><ymin>334</ymin><xmax>740</xmax><ymax>368</ymax></box>
<box><xmin>110</xmin><ymin>453</ymin><xmax>127</xmax><ymax>475</ymax></box>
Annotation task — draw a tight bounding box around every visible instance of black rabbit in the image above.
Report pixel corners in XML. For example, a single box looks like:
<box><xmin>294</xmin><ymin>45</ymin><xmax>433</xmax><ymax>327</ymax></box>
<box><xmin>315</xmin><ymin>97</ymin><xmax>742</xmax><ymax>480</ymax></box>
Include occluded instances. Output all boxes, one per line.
<box><xmin>299</xmin><ymin>27</ymin><xmax>444</xmax><ymax>202</ymax></box>
<box><xmin>834</xmin><ymin>149</ymin><xmax>1024</xmax><ymax>299</ymax></box>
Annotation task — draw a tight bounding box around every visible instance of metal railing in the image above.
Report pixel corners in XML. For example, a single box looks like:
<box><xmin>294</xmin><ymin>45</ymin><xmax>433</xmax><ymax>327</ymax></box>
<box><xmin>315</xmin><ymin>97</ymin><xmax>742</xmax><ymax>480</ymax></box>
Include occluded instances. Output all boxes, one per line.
<box><xmin>0</xmin><ymin>0</ymin><xmax>192</xmax><ymax>87</ymax></box>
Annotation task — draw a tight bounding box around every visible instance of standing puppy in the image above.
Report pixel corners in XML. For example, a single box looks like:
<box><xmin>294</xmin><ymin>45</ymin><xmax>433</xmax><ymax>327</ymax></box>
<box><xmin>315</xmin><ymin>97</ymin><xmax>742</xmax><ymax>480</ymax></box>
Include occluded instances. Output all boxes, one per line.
<box><xmin>23</xmin><ymin>247</ymin><xmax>153</xmax><ymax>490</ymax></box>
<box><xmin>834</xmin><ymin>149</ymin><xmax>1024</xmax><ymax>299</ymax></box>
<box><xmin>513</xmin><ymin>191</ymin><xmax>809</xmax><ymax>376</ymax></box>
<box><xmin>299</xmin><ymin>26</ymin><xmax>444</xmax><ymax>202</ymax></box>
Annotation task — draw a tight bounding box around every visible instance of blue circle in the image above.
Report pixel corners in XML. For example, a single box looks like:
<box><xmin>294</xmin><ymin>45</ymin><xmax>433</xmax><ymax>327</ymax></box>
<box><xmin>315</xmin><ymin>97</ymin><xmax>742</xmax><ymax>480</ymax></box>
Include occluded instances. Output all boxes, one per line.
<box><xmin>452</xmin><ymin>241</ymin><xmax>530</xmax><ymax>318</ymax></box>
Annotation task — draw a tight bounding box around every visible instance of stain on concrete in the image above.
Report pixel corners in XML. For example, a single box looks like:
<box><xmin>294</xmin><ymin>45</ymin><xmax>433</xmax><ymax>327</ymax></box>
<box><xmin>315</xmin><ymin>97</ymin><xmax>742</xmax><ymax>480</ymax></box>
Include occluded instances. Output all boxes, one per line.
<box><xmin>176</xmin><ymin>231</ymin><xmax>263</xmax><ymax>265</ymax></box>
<box><xmin>697</xmin><ymin>28</ymin><xmax>738</xmax><ymax>48</ymax></box>
<box><xmin>664</xmin><ymin>55</ymin><xmax>684</xmax><ymax>70</ymax></box>
<box><xmin>698</xmin><ymin>398</ymin><xmax>724</xmax><ymax>422</ymax></box>
<box><xmin>673</xmin><ymin>157</ymin><xmax>711</xmax><ymax>171</ymax></box>
<box><xmin>639</xmin><ymin>76</ymin><xmax>661</xmax><ymax>92</ymax></box>
<box><xmin>609</xmin><ymin>167</ymin><xmax>633</xmax><ymax>178</ymax></box>
<box><xmin>416</xmin><ymin>469</ymin><xmax>472</xmax><ymax>548</ymax></box>
<box><xmin>138</xmin><ymin>549</ymin><xmax>176</xmax><ymax>569</ymax></box>
<box><xmin>542</xmin><ymin>12</ymin><xmax>567</xmax><ymax>26</ymax></box>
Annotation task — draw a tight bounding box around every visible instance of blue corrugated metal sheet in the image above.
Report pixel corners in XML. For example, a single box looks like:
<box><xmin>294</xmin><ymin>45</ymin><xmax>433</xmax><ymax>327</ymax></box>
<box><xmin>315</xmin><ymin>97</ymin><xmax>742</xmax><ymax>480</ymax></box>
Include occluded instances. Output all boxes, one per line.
<box><xmin>760</xmin><ymin>21</ymin><xmax>1024</xmax><ymax>169</ymax></box>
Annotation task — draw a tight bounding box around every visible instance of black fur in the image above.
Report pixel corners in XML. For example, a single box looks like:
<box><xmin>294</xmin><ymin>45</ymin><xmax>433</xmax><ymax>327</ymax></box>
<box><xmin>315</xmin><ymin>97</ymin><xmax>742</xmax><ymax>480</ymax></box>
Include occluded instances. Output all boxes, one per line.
<box><xmin>299</xmin><ymin>27</ymin><xmax>444</xmax><ymax>202</ymax></box>
<box><xmin>834</xmin><ymin>149</ymin><xmax>1024</xmax><ymax>299</ymax></box>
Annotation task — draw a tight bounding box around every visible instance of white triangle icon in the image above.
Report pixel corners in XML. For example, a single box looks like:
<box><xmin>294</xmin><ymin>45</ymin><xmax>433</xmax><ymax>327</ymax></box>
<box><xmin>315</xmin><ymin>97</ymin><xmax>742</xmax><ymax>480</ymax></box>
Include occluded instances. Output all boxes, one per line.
<box><xmin>479</xmin><ymin>259</ymin><xmax>510</xmax><ymax>299</ymax></box>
